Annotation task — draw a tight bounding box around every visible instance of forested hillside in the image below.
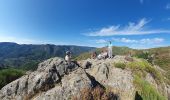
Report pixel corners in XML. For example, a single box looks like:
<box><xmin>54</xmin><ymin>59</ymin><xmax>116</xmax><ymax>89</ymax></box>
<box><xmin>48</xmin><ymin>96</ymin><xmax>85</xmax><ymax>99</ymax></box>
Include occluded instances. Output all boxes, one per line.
<box><xmin>0</xmin><ymin>42</ymin><xmax>95</xmax><ymax>70</ymax></box>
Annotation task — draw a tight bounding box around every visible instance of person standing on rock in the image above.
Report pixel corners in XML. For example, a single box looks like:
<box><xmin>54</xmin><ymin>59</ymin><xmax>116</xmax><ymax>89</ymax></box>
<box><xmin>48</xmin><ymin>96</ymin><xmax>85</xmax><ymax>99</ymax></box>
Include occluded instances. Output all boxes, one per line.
<box><xmin>108</xmin><ymin>41</ymin><xmax>112</xmax><ymax>58</ymax></box>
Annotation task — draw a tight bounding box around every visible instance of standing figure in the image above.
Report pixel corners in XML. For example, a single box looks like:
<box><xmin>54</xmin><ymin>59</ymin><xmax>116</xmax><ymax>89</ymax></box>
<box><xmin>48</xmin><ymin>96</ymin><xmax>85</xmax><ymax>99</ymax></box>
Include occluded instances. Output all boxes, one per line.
<box><xmin>108</xmin><ymin>41</ymin><xmax>112</xmax><ymax>58</ymax></box>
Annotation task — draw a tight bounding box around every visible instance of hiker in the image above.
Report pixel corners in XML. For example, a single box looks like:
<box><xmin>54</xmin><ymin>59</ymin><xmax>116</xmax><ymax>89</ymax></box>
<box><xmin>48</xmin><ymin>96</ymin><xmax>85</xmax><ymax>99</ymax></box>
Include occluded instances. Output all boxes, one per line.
<box><xmin>108</xmin><ymin>41</ymin><xmax>112</xmax><ymax>58</ymax></box>
<box><xmin>97</xmin><ymin>53</ymin><xmax>103</xmax><ymax>60</ymax></box>
<box><xmin>102</xmin><ymin>49</ymin><xmax>108</xmax><ymax>59</ymax></box>
<box><xmin>65</xmin><ymin>51</ymin><xmax>71</xmax><ymax>63</ymax></box>
<box><xmin>97</xmin><ymin>49</ymin><xmax>108</xmax><ymax>60</ymax></box>
<box><xmin>65</xmin><ymin>51</ymin><xmax>80</xmax><ymax>67</ymax></box>
<box><xmin>91</xmin><ymin>51</ymin><xmax>97</xmax><ymax>59</ymax></box>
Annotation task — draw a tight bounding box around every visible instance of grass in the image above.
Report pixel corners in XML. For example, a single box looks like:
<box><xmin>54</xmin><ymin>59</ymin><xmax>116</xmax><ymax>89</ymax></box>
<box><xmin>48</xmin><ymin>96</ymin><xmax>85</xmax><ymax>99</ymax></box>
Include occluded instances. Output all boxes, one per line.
<box><xmin>135</xmin><ymin>47</ymin><xmax>170</xmax><ymax>84</ymax></box>
<box><xmin>0</xmin><ymin>68</ymin><xmax>25</xmax><ymax>89</ymax></box>
<box><xmin>114</xmin><ymin>62</ymin><xmax>126</xmax><ymax>70</ymax></box>
<box><xmin>127</xmin><ymin>60</ymin><xmax>166</xmax><ymax>99</ymax></box>
<box><xmin>134</xmin><ymin>75</ymin><xmax>166</xmax><ymax>100</ymax></box>
<box><xmin>113</xmin><ymin>59</ymin><xmax>163</xmax><ymax>84</ymax></box>
<box><xmin>154</xmin><ymin>56</ymin><xmax>170</xmax><ymax>83</ymax></box>
<box><xmin>127</xmin><ymin>59</ymin><xmax>163</xmax><ymax>84</ymax></box>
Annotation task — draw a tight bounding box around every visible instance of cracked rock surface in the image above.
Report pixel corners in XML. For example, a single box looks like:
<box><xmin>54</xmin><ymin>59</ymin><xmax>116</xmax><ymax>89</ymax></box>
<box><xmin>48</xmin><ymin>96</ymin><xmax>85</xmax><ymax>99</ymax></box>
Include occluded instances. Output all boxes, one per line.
<box><xmin>0</xmin><ymin>56</ymin><xmax>169</xmax><ymax>100</ymax></box>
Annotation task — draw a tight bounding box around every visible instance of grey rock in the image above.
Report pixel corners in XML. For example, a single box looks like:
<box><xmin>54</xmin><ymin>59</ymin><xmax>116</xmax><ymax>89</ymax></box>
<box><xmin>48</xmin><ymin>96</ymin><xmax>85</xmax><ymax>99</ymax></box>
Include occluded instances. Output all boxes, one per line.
<box><xmin>0</xmin><ymin>57</ymin><xmax>80</xmax><ymax>100</ymax></box>
<box><xmin>33</xmin><ymin>69</ymin><xmax>93</xmax><ymax>100</ymax></box>
<box><xmin>82</xmin><ymin>61</ymin><xmax>92</xmax><ymax>69</ymax></box>
<box><xmin>0</xmin><ymin>55</ymin><xmax>169</xmax><ymax>100</ymax></box>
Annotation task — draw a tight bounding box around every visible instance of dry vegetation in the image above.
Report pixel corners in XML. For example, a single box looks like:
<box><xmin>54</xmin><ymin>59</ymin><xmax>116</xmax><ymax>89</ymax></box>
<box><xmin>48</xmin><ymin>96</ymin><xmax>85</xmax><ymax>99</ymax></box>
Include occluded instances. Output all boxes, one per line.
<box><xmin>72</xmin><ymin>86</ymin><xmax>119</xmax><ymax>100</ymax></box>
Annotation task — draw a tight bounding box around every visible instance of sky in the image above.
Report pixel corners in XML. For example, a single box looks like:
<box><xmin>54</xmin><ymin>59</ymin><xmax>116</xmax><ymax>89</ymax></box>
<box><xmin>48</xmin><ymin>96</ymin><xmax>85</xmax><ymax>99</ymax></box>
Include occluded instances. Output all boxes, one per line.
<box><xmin>0</xmin><ymin>0</ymin><xmax>170</xmax><ymax>49</ymax></box>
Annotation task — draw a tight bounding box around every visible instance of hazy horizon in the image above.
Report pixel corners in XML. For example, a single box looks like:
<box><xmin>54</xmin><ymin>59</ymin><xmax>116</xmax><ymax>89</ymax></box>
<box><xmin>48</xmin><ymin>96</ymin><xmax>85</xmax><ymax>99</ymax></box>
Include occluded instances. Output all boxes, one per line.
<box><xmin>1</xmin><ymin>42</ymin><xmax>170</xmax><ymax>50</ymax></box>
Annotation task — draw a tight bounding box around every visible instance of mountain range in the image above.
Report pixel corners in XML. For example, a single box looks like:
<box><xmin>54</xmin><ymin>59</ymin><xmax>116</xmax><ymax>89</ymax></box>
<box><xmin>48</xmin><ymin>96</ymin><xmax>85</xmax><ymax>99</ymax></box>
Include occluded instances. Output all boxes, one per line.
<box><xmin>0</xmin><ymin>42</ymin><xmax>95</xmax><ymax>70</ymax></box>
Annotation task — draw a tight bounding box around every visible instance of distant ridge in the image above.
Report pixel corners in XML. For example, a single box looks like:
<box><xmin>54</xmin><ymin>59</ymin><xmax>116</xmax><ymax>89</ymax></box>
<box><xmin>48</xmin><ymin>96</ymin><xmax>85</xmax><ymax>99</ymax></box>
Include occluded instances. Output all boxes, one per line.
<box><xmin>0</xmin><ymin>42</ymin><xmax>95</xmax><ymax>70</ymax></box>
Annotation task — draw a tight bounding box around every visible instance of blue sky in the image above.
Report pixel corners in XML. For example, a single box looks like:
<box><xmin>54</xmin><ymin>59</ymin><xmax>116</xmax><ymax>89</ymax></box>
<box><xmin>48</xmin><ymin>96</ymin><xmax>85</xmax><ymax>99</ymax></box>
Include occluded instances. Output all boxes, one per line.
<box><xmin>0</xmin><ymin>0</ymin><xmax>170</xmax><ymax>49</ymax></box>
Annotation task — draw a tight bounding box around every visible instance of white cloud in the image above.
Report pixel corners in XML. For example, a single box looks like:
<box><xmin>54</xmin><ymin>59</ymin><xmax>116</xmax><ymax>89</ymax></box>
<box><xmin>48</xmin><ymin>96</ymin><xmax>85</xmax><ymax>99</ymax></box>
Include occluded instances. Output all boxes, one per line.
<box><xmin>166</xmin><ymin>3</ymin><xmax>170</xmax><ymax>10</ymax></box>
<box><xmin>112</xmin><ymin>38</ymin><xmax>138</xmax><ymax>43</ymax></box>
<box><xmin>94</xmin><ymin>37</ymin><xmax>165</xmax><ymax>49</ymax></box>
<box><xmin>95</xmin><ymin>39</ymin><xmax>107</xmax><ymax>44</ymax></box>
<box><xmin>86</xmin><ymin>18</ymin><xmax>170</xmax><ymax>36</ymax></box>
<box><xmin>111</xmin><ymin>37</ymin><xmax>164</xmax><ymax>44</ymax></box>
<box><xmin>139</xmin><ymin>38</ymin><xmax>164</xmax><ymax>44</ymax></box>
<box><xmin>128</xmin><ymin>44</ymin><xmax>166</xmax><ymax>49</ymax></box>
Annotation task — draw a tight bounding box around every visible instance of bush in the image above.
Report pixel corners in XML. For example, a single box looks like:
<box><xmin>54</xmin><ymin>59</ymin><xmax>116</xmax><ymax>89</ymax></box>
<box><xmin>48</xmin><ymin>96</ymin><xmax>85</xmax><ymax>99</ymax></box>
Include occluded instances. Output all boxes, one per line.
<box><xmin>0</xmin><ymin>68</ymin><xmax>25</xmax><ymax>89</ymax></box>
<box><xmin>127</xmin><ymin>60</ymin><xmax>163</xmax><ymax>83</ymax></box>
<box><xmin>19</xmin><ymin>61</ymin><xmax>39</xmax><ymax>71</ymax></box>
<box><xmin>114</xmin><ymin>62</ymin><xmax>126</xmax><ymax>70</ymax></box>
<box><xmin>134</xmin><ymin>51</ymin><xmax>153</xmax><ymax>64</ymax></box>
<box><xmin>134</xmin><ymin>75</ymin><xmax>166</xmax><ymax>100</ymax></box>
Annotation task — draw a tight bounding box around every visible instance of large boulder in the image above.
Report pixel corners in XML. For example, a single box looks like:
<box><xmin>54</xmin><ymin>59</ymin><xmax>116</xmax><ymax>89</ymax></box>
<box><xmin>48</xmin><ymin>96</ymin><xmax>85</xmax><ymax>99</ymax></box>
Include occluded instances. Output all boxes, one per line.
<box><xmin>84</xmin><ymin>59</ymin><xmax>135</xmax><ymax>100</ymax></box>
<box><xmin>0</xmin><ymin>57</ymin><xmax>80</xmax><ymax>100</ymax></box>
<box><xmin>32</xmin><ymin>69</ymin><xmax>93</xmax><ymax>100</ymax></box>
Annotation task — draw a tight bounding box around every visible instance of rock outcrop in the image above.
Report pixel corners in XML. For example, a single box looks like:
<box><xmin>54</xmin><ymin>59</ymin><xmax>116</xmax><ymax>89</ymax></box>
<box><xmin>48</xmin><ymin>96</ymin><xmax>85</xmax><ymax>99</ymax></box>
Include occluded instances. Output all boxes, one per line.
<box><xmin>0</xmin><ymin>56</ymin><xmax>169</xmax><ymax>100</ymax></box>
<box><xmin>0</xmin><ymin>57</ymin><xmax>81</xmax><ymax>100</ymax></box>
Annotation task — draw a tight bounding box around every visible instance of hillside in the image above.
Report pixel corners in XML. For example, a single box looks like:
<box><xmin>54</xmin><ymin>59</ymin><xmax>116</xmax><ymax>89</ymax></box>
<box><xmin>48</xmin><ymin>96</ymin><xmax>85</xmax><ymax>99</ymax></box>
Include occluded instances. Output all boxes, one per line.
<box><xmin>0</xmin><ymin>42</ymin><xmax>95</xmax><ymax>70</ymax></box>
<box><xmin>76</xmin><ymin>46</ymin><xmax>170</xmax><ymax>83</ymax></box>
<box><xmin>0</xmin><ymin>56</ymin><xmax>169</xmax><ymax>100</ymax></box>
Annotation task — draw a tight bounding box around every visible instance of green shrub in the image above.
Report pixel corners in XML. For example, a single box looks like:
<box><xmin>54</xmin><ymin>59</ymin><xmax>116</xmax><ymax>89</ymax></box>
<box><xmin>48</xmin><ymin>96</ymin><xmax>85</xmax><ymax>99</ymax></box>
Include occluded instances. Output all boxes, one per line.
<box><xmin>154</xmin><ymin>57</ymin><xmax>170</xmax><ymax>83</ymax></box>
<box><xmin>134</xmin><ymin>51</ymin><xmax>153</xmax><ymax>64</ymax></box>
<box><xmin>0</xmin><ymin>68</ymin><xmax>25</xmax><ymax>89</ymax></box>
<box><xmin>19</xmin><ymin>61</ymin><xmax>39</xmax><ymax>71</ymax></box>
<box><xmin>134</xmin><ymin>75</ymin><xmax>166</xmax><ymax>100</ymax></box>
<box><xmin>135</xmin><ymin>51</ymin><xmax>150</xmax><ymax>59</ymax></box>
<box><xmin>127</xmin><ymin>60</ymin><xmax>163</xmax><ymax>83</ymax></box>
<box><xmin>127</xmin><ymin>60</ymin><xmax>147</xmax><ymax>78</ymax></box>
<box><xmin>114</xmin><ymin>62</ymin><xmax>126</xmax><ymax>70</ymax></box>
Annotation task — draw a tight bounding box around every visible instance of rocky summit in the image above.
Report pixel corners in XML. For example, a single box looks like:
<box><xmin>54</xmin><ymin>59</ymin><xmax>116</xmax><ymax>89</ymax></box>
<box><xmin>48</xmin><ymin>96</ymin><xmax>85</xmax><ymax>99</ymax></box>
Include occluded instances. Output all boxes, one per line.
<box><xmin>0</xmin><ymin>56</ymin><xmax>170</xmax><ymax>100</ymax></box>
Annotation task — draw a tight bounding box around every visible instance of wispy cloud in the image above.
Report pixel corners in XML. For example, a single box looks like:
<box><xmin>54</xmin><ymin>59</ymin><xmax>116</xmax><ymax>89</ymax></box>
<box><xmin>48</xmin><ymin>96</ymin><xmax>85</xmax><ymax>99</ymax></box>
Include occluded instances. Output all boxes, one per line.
<box><xmin>94</xmin><ymin>37</ymin><xmax>165</xmax><ymax>49</ymax></box>
<box><xmin>95</xmin><ymin>39</ymin><xmax>107</xmax><ymax>44</ymax></box>
<box><xmin>139</xmin><ymin>38</ymin><xmax>164</xmax><ymax>44</ymax></box>
<box><xmin>95</xmin><ymin>37</ymin><xmax>164</xmax><ymax>44</ymax></box>
<box><xmin>166</xmin><ymin>3</ymin><xmax>170</xmax><ymax>10</ymax></box>
<box><xmin>112</xmin><ymin>38</ymin><xmax>138</xmax><ymax>43</ymax></box>
<box><xmin>85</xmin><ymin>18</ymin><xmax>170</xmax><ymax>36</ymax></box>
<box><xmin>112</xmin><ymin>37</ymin><xmax>164</xmax><ymax>44</ymax></box>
